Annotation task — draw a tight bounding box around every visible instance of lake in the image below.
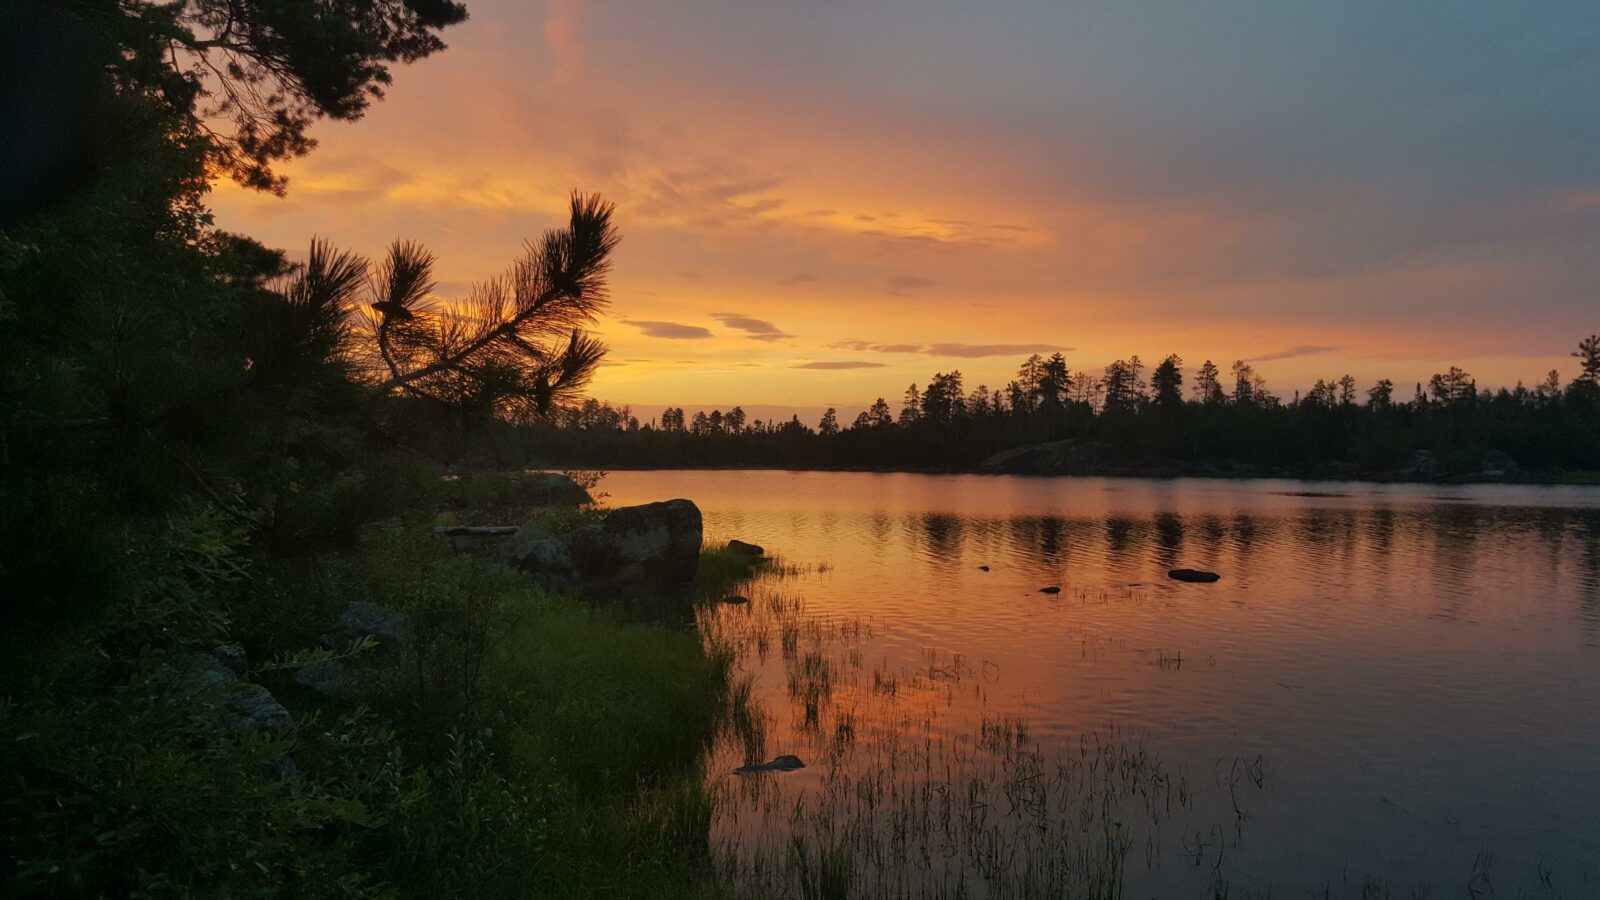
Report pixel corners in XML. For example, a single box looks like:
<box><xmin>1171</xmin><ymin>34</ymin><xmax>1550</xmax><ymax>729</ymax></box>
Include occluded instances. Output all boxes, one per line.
<box><xmin>606</xmin><ymin>470</ymin><xmax>1600</xmax><ymax>898</ymax></box>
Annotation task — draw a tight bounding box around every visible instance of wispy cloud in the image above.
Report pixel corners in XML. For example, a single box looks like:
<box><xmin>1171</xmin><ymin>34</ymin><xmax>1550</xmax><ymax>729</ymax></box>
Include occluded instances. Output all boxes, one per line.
<box><xmin>778</xmin><ymin>273</ymin><xmax>818</xmax><ymax>286</ymax></box>
<box><xmin>543</xmin><ymin>0</ymin><xmax>583</xmax><ymax>83</ymax></box>
<box><xmin>622</xmin><ymin>319</ymin><xmax>714</xmax><ymax>339</ymax></box>
<box><xmin>794</xmin><ymin>361</ymin><xmax>888</xmax><ymax>370</ymax></box>
<box><xmin>829</xmin><ymin>340</ymin><xmax>1066</xmax><ymax>358</ymax></box>
<box><xmin>711</xmin><ymin>312</ymin><xmax>794</xmax><ymax>342</ymax></box>
<box><xmin>927</xmin><ymin>343</ymin><xmax>1066</xmax><ymax>358</ymax></box>
<box><xmin>1251</xmin><ymin>345</ymin><xmax>1340</xmax><ymax>362</ymax></box>
<box><xmin>886</xmin><ymin>274</ymin><xmax>935</xmax><ymax>295</ymax></box>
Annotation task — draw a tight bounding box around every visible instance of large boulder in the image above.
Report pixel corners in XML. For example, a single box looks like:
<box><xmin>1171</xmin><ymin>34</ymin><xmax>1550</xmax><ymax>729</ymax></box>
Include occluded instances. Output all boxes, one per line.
<box><xmin>567</xmin><ymin>499</ymin><xmax>703</xmax><ymax>588</ymax></box>
<box><xmin>521</xmin><ymin>472</ymin><xmax>593</xmax><ymax>506</ymax></box>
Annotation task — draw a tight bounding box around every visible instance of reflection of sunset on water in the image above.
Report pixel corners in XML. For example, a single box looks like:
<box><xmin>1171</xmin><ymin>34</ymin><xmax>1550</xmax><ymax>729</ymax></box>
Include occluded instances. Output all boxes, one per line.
<box><xmin>607</xmin><ymin>471</ymin><xmax>1600</xmax><ymax>895</ymax></box>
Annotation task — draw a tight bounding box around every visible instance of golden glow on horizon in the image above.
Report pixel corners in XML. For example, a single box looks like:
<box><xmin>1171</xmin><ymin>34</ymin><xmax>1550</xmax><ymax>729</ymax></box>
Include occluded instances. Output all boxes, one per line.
<box><xmin>206</xmin><ymin>1</ymin><xmax>1591</xmax><ymax>415</ymax></box>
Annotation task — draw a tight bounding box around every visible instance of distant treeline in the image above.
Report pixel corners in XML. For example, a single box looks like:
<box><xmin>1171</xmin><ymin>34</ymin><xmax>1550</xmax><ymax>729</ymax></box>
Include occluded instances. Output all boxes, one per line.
<box><xmin>500</xmin><ymin>346</ymin><xmax>1600</xmax><ymax>478</ymax></box>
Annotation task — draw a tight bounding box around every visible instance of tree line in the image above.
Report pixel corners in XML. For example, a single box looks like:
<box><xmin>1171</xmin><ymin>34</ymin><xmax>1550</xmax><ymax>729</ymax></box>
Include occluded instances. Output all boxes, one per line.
<box><xmin>507</xmin><ymin>345</ymin><xmax>1600</xmax><ymax>477</ymax></box>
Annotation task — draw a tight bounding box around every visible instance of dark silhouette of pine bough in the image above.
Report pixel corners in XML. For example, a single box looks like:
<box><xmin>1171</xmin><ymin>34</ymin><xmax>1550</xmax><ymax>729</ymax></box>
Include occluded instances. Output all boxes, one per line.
<box><xmin>275</xmin><ymin>194</ymin><xmax>619</xmax><ymax>420</ymax></box>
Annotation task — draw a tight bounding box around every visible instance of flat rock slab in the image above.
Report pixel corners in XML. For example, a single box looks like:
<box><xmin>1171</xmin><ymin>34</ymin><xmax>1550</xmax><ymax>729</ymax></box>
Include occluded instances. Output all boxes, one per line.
<box><xmin>1168</xmin><ymin>568</ymin><xmax>1221</xmax><ymax>583</ymax></box>
<box><xmin>734</xmin><ymin>754</ymin><xmax>806</xmax><ymax>775</ymax></box>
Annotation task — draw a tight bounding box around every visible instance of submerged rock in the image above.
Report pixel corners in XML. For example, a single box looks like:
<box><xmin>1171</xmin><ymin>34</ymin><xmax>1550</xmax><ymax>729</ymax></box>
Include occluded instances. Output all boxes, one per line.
<box><xmin>1168</xmin><ymin>568</ymin><xmax>1221</xmax><ymax>583</ymax></box>
<box><xmin>726</xmin><ymin>539</ymin><xmax>765</xmax><ymax>557</ymax></box>
<box><xmin>1038</xmin><ymin>586</ymin><xmax>1061</xmax><ymax>594</ymax></box>
<box><xmin>734</xmin><ymin>754</ymin><xmax>807</xmax><ymax>775</ymax></box>
<box><xmin>977</xmin><ymin>565</ymin><xmax>990</xmax><ymax>572</ymax></box>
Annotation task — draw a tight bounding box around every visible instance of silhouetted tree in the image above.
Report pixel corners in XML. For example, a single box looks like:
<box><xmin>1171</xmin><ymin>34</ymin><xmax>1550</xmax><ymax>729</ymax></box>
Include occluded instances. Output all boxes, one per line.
<box><xmin>1367</xmin><ymin>379</ymin><xmax>1394</xmax><ymax>410</ymax></box>
<box><xmin>899</xmin><ymin>384</ymin><xmax>921</xmax><ymax>425</ymax></box>
<box><xmin>1338</xmin><ymin>375</ymin><xmax>1357</xmax><ymax>406</ymax></box>
<box><xmin>868</xmin><ymin>397</ymin><xmax>893</xmax><ymax>428</ymax></box>
<box><xmin>1428</xmin><ymin>367</ymin><xmax>1474</xmax><ymax>406</ymax></box>
<box><xmin>818</xmin><ymin>408</ymin><xmax>839</xmax><ymax>435</ymax></box>
<box><xmin>1151</xmin><ymin>355</ymin><xmax>1184</xmax><ymax>408</ymax></box>
<box><xmin>100</xmin><ymin>0</ymin><xmax>468</xmax><ymax>192</ymax></box>
<box><xmin>1193</xmin><ymin>360</ymin><xmax>1224</xmax><ymax>404</ymax></box>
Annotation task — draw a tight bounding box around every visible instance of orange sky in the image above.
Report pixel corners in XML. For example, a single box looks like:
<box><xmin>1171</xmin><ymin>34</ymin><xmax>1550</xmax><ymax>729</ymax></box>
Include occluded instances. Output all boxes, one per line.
<box><xmin>210</xmin><ymin>1</ymin><xmax>1600</xmax><ymax>421</ymax></box>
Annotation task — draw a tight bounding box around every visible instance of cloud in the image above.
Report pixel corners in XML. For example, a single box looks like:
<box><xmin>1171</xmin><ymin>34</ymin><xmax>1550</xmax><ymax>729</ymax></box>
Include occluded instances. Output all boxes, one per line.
<box><xmin>622</xmin><ymin>319</ymin><xmax>714</xmax><ymax>339</ymax></box>
<box><xmin>543</xmin><ymin>0</ymin><xmax>583</xmax><ymax>83</ymax></box>
<box><xmin>1250</xmin><ymin>345</ymin><xmax>1340</xmax><ymax>362</ymax></box>
<box><xmin>794</xmin><ymin>361</ymin><xmax>889</xmax><ymax>370</ymax></box>
<box><xmin>829</xmin><ymin>340</ymin><xmax>1066</xmax><ymax>358</ymax></box>
<box><xmin>926</xmin><ymin>343</ymin><xmax>1066</xmax><ymax>358</ymax></box>
<box><xmin>886</xmin><ymin>274</ymin><xmax>935</xmax><ymax>294</ymax></box>
<box><xmin>778</xmin><ymin>273</ymin><xmax>818</xmax><ymax>286</ymax></box>
<box><xmin>711</xmin><ymin>312</ymin><xmax>794</xmax><ymax>342</ymax></box>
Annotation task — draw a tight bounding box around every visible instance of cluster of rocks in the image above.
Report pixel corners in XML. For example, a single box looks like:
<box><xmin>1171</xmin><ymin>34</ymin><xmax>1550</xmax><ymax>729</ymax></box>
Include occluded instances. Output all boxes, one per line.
<box><xmin>294</xmin><ymin>601</ymin><xmax>408</xmax><ymax>700</ymax></box>
<box><xmin>500</xmin><ymin>498</ymin><xmax>705</xmax><ymax>596</ymax></box>
<box><xmin>177</xmin><ymin>644</ymin><xmax>293</xmax><ymax>734</ymax></box>
<box><xmin>177</xmin><ymin>599</ymin><xmax>408</xmax><ymax>750</ymax></box>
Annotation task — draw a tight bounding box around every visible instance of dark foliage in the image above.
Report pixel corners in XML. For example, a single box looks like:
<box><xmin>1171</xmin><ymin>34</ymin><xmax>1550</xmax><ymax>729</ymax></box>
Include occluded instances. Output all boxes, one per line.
<box><xmin>507</xmin><ymin>351</ymin><xmax>1600</xmax><ymax>480</ymax></box>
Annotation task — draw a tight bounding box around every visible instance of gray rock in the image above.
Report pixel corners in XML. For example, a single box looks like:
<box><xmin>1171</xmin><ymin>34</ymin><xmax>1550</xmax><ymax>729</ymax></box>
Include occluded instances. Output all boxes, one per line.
<box><xmin>211</xmin><ymin>643</ymin><xmax>248</xmax><ymax>675</ymax></box>
<box><xmin>522</xmin><ymin>472</ymin><xmax>593</xmax><ymax>506</ymax></box>
<box><xmin>726</xmin><ymin>539</ymin><xmax>765</xmax><ymax>557</ymax></box>
<box><xmin>326</xmin><ymin>601</ymin><xmax>406</xmax><ymax>654</ymax></box>
<box><xmin>734</xmin><ymin>754</ymin><xmax>806</xmax><ymax>775</ymax></box>
<box><xmin>225</xmin><ymin>684</ymin><xmax>295</xmax><ymax>732</ymax></box>
<box><xmin>178</xmin><ymin>652</ymin><xmax>237</xmax><ymax>694</ymax></box>
<box><xmin>566</xmin><ymin>499</ymin><xmax>703</xmax><ymax>588</ymax></box>
<box><xmin>177</xmin><ymin>652</ymin><xmax>294</xmax><ymax>733</ymax></box>
<box><xmin>294</xmin><ymin>659</ymin><xmax>365</xmax><ymax>700</ymax></box>
<box><xmin>507</xmin><ymin>535</ymin><xmax>576</xmax><ymax>580</ymax></box>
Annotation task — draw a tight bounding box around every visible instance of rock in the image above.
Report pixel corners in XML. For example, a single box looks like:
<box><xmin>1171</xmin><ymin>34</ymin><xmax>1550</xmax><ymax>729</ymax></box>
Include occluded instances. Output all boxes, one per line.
<box><xmin>721</xmin><ymin>595</ymin><xmax>750</xmax><ymax>605</ymax></box>
<box><xmin>225</xmin><ymin>684</ymin><xmax>295</xmax><ymax>732</ymax></box>
<box><xmin>178</xmin><ymin>652</ymin><xmax>237</xmax><ymax>695</ymax></box>
<box><xmin>295</xmin><ymin>659</ymin><xmax>366</xmax><ymax>701</ymax></box>
<box><xmin>734</xmin><ymin>754</ymin><xmax>807</xmax><ymax>775</ymax></box>
<box><xmin>325</xmin><ymin>601</ymin><xmax>406</xmax><ymax>654</ymax></box>
<box><xmin>177</xmin><ymin>652</ymin><xmax>294</xmax><ymax>733</ymax></box>
<box><xmin>566</xmin><ymin>499</ymin><xmax>703</xmax><ymax>588</ymax></box>
<box><xmin>1039</xmin><ymin>586</ymin><xmax>1061</xmax><ymax>594</ymax></box>
<box><xmin>980</xmin><ymin>440</ymin><xmax>1110</xmax><ymax>476</ymax></box>
<box><xmin>211</xmin><ymin>643</ymin><xmax>248</xmax><ymax>675</ymax></box>
<box><xmin>977</xmin><ymin>565</ymin><xmax>990</xmax><ymax>572</ymax></box>
<box><xmin>726</xmin><ymin>539</ymin><xmax>765</xmax><ymax>557</ymax></box>
<box><xmin>506</xmin><ymin>535</ymin><xmax>576</xmax><ymax>581</ymax></box>
<box><xmin>521</xmin><ymin>472</ymin><xmax>593</xmax><ymax>506</ymax></box>
<box><xmin>1168</xmin><ymin>568</ymin><xmax>1221</xmax><ymax>583</ymax></box>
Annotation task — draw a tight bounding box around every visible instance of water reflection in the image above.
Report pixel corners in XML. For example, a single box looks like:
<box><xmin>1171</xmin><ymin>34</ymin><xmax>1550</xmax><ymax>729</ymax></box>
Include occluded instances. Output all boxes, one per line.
<box><xmin>603</xmin><ymin>472</ymin><xmax>1600</xmax><ymax>895</ymax></box>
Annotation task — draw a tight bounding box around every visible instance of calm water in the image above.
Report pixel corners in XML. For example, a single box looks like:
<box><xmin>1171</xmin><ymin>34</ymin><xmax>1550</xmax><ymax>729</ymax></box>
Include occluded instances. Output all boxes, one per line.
<box><xmin>606</xmin><ymin>471</ymin><xmax>1600</xmax><ymax>897</ymax></box>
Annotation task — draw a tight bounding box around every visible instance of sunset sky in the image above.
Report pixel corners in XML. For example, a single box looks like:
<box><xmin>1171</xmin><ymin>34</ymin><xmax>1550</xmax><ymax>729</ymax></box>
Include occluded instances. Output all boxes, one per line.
<box><xmin>211</xmin><ymin>1</ymin><xmax>1600</xmax><ymax>423</ymax></box>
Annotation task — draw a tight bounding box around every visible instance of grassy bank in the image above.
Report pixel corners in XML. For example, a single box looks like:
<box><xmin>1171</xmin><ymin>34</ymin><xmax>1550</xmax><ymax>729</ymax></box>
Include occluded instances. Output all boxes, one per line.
<box><xmin>0</xmin><ymin>480</ymin><xmax>760</xmax><ymax>899</ymax></box>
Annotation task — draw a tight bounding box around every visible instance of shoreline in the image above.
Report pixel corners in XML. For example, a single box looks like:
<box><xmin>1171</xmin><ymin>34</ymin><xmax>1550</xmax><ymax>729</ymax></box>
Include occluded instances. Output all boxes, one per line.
<box><xmin>526</xmin><ymin>461</ymin><xmax>1600</xmax><ymax>488</ymax></box>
